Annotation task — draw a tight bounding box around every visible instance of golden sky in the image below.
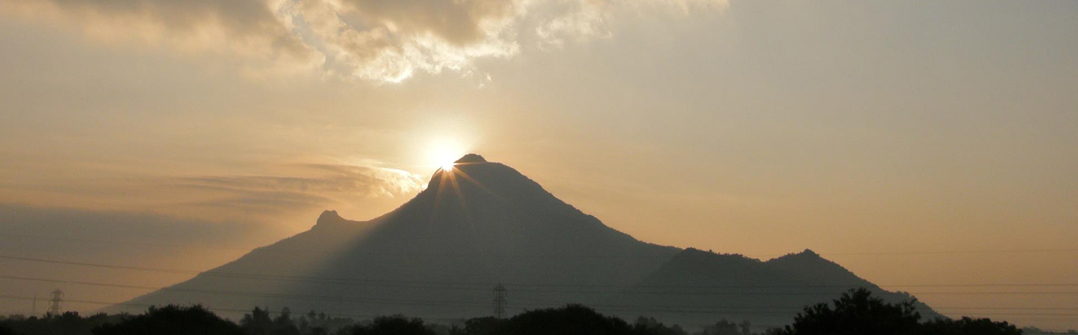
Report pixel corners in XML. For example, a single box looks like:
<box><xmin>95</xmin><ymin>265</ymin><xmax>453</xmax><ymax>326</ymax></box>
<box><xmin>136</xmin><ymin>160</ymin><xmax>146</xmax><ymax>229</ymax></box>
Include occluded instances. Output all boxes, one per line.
<box><xmin>1</xmin><ymin>0</ymin><xmax>1077</xmax><ymax>330</ymax></box>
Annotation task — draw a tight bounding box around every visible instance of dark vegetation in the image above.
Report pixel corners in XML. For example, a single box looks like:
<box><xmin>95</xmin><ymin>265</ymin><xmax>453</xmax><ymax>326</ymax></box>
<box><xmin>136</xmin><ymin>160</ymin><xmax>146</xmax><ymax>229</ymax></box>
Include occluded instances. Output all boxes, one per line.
<box><xmin>774</xmin><ymin>289</ymin><xmax>1020</xmax><ymax>335</ymax></box>
<box><xmin>94</xmin><ymin>306</ymin><xmax>243</xmax><ymax>335</ymax></box>
<box><xmin>0</xmin><ymin>289</ymin><xmax>1035</xmax><ymax>335</ymax></box>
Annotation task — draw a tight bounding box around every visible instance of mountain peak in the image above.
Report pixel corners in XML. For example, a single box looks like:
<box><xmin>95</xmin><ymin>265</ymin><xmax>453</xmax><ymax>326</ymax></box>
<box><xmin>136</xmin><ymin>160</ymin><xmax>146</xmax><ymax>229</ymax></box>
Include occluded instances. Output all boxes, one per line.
<box><xmin>425</xmin><ymin>155</ymin><xmax>567</xmax><ymax>210</ymax></box>
<box><xmin>315</xmin><ymin>210</ymin><xmax>347</xmax><ymax>227</ymax></box>
<box><xmin>768</xmin><ymin>248</ymin><xmax>822</xmax><ymax>261</ymax></box>
<box><xmin>455</xmin><ymin>153</ymin><xmax>487</xmax><ymax>163</ymax></box>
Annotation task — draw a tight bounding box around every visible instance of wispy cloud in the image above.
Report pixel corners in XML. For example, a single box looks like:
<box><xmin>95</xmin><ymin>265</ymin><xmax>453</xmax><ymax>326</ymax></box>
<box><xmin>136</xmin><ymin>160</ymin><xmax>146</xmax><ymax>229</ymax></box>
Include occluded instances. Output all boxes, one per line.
<box><xmin>0</xmin><ymin>161</ymin><xmax>424</xmax><ymax>224</ymax></box>
<box><xmin>0</xmin><ymin>0</ymin><xmax>726</xmax><ymax>82</ymax></box>
<box><xmin>169</xmin><ymin>163</ymin><xmax>425</xmax><ymax>215</ymax></box>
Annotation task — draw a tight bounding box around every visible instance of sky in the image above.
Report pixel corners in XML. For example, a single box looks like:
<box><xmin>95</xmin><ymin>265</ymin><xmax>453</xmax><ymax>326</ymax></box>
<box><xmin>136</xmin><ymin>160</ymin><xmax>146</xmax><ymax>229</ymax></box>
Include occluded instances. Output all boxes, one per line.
<box><xmin>1</xmin><ymin>0</ymin><xmax>1077</xmax><ymax>330</ymax></box>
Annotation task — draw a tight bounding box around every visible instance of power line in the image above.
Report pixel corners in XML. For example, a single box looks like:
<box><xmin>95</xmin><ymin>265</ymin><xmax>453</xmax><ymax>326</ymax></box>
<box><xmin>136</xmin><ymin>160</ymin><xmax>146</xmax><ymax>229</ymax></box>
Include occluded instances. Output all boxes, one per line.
<box><xmin>1</xmin><ymin>292</ymin><xmax>1076</xmax><ymax>322</ymax></box>
<box><xmin>0</xmin><ymin>275</ymin><xmax>491</xmax><ymax>308</ymax></box>
<box><xmin>0</xmin><ymin>255</ymin><xmax>492</xmax><ymax>290</ymax></box>
<box><xmin>0</xmin><ymin>233</ymin><xmax>673</xmax><ymax>259</ymax></box>
<box><xmin>4</xmin><ymin>233</ymin><xmax>1078</xmax><ymax>258</ymax></box>
<box><xmin>0</xmin><ymin>294</ymin><xmax>409</xmax><ymax>321</ymax></box>
<box><xmin>0</xmin><ymin>233</ymin><xmax>259</xmax><ymax>253</ymax></box>
<box><xmin>827</xmin><ymin>249</ymin><xmax>1078</xmax><ymax>256</ymax></box>
<box><xmin>3</xmin><ymin>275</ymin><xmax>1078</xmax><ymax>318</ymax></box>
<box><xmin>4</xmin><ymin>254</ymin><xmax>1078</xmax><ymax>292</ymax></box>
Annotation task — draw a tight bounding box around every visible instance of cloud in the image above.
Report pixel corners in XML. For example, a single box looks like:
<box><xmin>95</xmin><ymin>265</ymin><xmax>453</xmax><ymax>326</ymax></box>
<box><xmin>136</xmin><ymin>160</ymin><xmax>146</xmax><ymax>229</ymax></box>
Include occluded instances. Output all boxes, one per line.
<box><xmin>0</xmin><ymin>161</ymin><xmax>424</xmax><ymax>225</ymax></box>
<box><xmin>281</xmin><ymin>0</ymin><xmax>523</xmax><ymax>82</ymax></box>
<box><xmin>0</xmin><ymin>204</ymin><xmax>293</xmax><ymax>313</ymax></box>
<box><xmin>0</xmin><ymin>0</ymin><xmax>316</xmax><ymax>64</ymax></box>
<box><xmin>0</xmin><ymin>0</ymin><xmax>727</xmax><ymax>82</ymax></box>
<box><xmin>168</xmin><ymin>164</ymin><xmax>424</xmax><ymax>216</ymax></box>
<box><xmin>177</xmin><ymin>164</ymin><xmax>424</xmax><ymax>197</ymax></box>
<box><xmin>0</xmin><ymin>204</ymin><xmax>277</xmax><ymax>253</ymax></box>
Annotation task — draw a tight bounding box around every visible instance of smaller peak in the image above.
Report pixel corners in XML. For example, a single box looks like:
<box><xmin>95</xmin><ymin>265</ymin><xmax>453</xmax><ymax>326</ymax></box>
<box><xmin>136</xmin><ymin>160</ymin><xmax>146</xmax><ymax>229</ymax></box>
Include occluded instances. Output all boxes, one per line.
<box><xmin>319</xmin><ymin>209</ymin><xmax>339</xmax><ymax>218</ymax></box>
<box><xmin>455</xmin><ymin>154</ymin><xmax>487</xmax><ymax>163</ymax></box>
<box><xmin>316</xmin><ymin>210</ymin><xmax>344</xmax><ymax>225</ymax></box>
<box><xmin>765</xmin><ymin>249</ymin><xmax>823</xmax><ymax>262</ymax></box>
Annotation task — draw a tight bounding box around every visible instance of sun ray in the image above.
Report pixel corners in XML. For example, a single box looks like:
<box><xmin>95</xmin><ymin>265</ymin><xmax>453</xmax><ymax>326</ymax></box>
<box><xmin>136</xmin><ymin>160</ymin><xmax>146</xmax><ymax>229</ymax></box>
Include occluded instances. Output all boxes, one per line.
<box><xmin>450</xmin><ymin>167</ymin><xmax>509</xmax><ymax>205</ymax></box>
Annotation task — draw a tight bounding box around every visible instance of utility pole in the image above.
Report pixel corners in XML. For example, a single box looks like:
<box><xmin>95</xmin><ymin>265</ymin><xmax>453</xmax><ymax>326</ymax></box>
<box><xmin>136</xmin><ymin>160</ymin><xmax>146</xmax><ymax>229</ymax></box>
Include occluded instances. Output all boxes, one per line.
<box><xmin>493</xmin><ymin>283</ymin><xmax>506</xmax><ymax>319</ymax></box>
<box><xmin>48</xmin><ymin>289</ymin><xmax>63</xmax><ymax>316</ymax></box>
<box><xmin>32</xmin><ymin>294</ymin><xmax>37</xmax><ymax>316</ymax></box>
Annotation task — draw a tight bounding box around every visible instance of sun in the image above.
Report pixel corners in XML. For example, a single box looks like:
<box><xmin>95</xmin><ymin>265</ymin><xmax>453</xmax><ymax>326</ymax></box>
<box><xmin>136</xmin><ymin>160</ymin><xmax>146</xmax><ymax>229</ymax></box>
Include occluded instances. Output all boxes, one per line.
<box><xmin>434</xmin><ymin>151</ymin><xmax>460</xmax><ymax>172</ymax></box>
<box><xmin>425</xmin><ymin>137</ymin><xmax>466</xmax><ymax>172</ymax></box>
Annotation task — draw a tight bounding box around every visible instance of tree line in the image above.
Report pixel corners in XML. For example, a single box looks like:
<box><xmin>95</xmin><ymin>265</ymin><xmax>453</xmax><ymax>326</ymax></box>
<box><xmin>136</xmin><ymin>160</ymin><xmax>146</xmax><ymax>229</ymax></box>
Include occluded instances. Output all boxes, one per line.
<box><xmin>0</xmin><ymin>289</ymin><xmax>1037</xmax><ymax>335</ymax></box>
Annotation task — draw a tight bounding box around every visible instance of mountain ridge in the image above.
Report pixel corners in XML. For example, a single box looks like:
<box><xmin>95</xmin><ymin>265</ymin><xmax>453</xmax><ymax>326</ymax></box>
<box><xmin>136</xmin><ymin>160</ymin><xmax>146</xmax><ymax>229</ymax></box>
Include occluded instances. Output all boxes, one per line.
<box><xmin>113</xmin><ymin>154</ymin><xmax>937</xmax><ymax>328</ymax></box>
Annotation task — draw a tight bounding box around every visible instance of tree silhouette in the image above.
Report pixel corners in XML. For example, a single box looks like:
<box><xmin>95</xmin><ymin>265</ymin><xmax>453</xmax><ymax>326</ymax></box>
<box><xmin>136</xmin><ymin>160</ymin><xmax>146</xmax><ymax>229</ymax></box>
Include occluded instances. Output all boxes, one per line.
<box><xmin>449</xmin><ymin>316</ymin><xmax>504</xmax><ymax>335</ymax></box>
<box><xmin>1</xmin><ymin>312</ymin><xmax>120</xmax><ymax>335</ymax></box>
<box><xmin>777</xmin><ymin>289</ymin><xmax>1023</xmax><ymax>335</ymax></box>
<box><xmin>700</xmin><ymin>319</ymin><xmax>753</xmax><ymax>335</ymax></box>
<box><xmin>272</xmin><ymin>308</ymin><xmax>300</xmax><ymax>335</ymax></box>
<box><xmin>0</xmin><ymin>299</ymin><xmax>1027</xmax><ymax>335</ymax></box>
<box><xmin>337</xmin><ymin>315</ymin><xmax>434</xmax><ymax>335</ymax></box>
<box><xmin>495</xmin><ymin>304</ymin><xmax>634</xmax><ymax>335</ymax></box>
<box><xmin>779</xmin><ymin>288</ymin><xmax>921</xmax><ymax>335</ymax></box>
<box><xmin>91</xmin><ymin>305</ymin><xmax>242</xmax><ymax>335</ymax></box>
<box><xmin>241</xmin><ymin>307</ymin><xmax>274</xmax><ymax>335</ymax></box>
<box><xmin>632</xmin><ymin>316</ymin><xmax>687</xmax><ymax>335</ymax></box>
<box><xmin>921</xmin><ymin>317</ymin><xmax>1021</xmax><ymax>335</ymax></box>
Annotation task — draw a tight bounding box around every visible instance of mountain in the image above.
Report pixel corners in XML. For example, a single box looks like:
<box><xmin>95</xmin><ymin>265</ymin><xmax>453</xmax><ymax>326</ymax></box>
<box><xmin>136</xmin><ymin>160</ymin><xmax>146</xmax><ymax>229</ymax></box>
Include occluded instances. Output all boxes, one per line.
<box><xmin>115</xmin><ymin>154</ymin><xmax>678</xmax><ymax>318</ymax></box>
<box><xmin>114</xmin><ymin>154</ymin><xmax>936</xmax><ymax>328</ymax></box>
<box><xmin>607</xmin><ymin>248</ymin><xmax>938</xmax><ymax>328</ymax></box>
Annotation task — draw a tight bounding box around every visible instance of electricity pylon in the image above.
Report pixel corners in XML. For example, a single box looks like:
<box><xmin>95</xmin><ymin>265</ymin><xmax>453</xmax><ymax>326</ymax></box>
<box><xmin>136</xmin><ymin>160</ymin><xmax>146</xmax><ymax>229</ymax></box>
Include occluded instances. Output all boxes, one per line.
<box><xmin>48</xmin><ymin>289</ymin><xmax>63</xmax><ymax>316</ymax></box>
<box><xmin>493</xmin><ymin>283</ymin><xmax>507</xmax><ymax>319</ymax></box>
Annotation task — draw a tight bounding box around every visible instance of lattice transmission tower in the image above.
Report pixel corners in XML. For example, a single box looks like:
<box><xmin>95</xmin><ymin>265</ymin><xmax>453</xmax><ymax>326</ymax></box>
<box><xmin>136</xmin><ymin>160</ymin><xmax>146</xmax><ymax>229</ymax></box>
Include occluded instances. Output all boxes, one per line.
<box><xmin>48</xmin><ymin>289</ymin><xmax>64</xmax><ymax>316</ymax></box>
<box><xmin>493</xmin><ymin>283</ymin><xmax>507</xmax><ymax>319</ymax></box>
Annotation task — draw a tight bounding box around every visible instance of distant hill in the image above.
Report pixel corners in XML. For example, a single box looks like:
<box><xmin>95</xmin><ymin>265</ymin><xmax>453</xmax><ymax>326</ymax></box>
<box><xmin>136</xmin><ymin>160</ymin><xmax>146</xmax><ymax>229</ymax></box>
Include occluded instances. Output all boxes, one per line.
<box><xmin>607</xmin><ymin>248</ymin><xmax>938</xmax><ymax>328</ymax></box>
<box><xmin>114</xmin><ymin>154</ymin><xmax>937</xmax><ymax>328</ymax></box>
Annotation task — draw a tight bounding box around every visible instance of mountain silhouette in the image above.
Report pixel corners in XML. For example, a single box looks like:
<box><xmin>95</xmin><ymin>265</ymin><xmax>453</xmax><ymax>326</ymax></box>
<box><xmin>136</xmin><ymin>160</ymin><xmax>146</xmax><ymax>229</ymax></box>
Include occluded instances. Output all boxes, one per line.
<box><xmin>114</xmin><ymin>154</ymin><xmax>937</xmax><ymax>326</ymax></box>
<box><xmin>609</xmin><ymin>248</ymin><xmax>938</xmax><ymax>327</ymax></box>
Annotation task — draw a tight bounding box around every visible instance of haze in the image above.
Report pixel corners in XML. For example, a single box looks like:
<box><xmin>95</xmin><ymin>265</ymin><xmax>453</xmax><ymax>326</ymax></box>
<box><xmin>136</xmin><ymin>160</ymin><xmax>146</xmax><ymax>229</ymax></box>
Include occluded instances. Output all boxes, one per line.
<box><xmin>0</xmin><ymin>0</ymin><xmax>1076</xmax><ymax>331</ymax></box>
